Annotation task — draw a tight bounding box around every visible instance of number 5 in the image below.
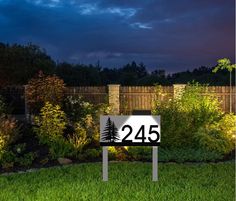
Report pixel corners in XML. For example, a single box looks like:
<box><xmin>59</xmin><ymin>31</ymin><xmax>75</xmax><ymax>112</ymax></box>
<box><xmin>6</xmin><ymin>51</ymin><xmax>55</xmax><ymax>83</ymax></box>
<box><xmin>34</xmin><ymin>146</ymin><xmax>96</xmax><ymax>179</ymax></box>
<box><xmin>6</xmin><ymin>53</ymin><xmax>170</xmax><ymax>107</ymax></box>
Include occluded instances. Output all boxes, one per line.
<box><xmin>148</xmin><ymin>125</ymin><xmax>160</xmax><ymax>142</ymax></box>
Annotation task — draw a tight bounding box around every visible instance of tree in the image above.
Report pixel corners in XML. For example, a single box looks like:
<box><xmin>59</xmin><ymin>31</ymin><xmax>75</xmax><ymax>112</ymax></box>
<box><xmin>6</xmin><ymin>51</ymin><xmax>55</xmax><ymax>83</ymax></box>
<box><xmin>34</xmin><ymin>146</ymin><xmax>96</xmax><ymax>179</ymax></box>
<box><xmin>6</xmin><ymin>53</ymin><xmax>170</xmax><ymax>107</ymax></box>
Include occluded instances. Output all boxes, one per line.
<box><xmin>0</xmin><ymin>43</ymin><xmax>55</xmax><ymax>86</ymax></box>
<box><xmin>111</xmin><ymin>122</ymin><xmax>119</xmax><ymax>142</ymax></box>
<box><xmin>56</xmin><ymin>63</ymin><xmax>102</xmax><ymax>86</ymax></box>
<box><xmin>152</xmin><ymin>69</ymin><xmax>166</xmax><ymax>78</ymax></box>
<box><xmin>212</xmin><ymin>58</ymin><xmax>236</xmax><ymax>113</ymax></box>
<box><xmin>102</xmin><ymin>117</ymin><xmax>113</xmax><ymax>142</ymax></box>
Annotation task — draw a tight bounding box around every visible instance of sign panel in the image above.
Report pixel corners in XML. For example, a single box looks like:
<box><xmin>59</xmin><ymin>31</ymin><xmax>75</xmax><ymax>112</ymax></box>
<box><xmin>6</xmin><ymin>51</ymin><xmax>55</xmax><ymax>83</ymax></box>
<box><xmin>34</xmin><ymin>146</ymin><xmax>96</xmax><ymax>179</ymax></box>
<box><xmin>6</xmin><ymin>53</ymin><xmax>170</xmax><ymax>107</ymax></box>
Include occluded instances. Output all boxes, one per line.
<box><xmin>100</xmin><ymin>115</ymin><xmax>161</xmax><ymax>146</ymax></box>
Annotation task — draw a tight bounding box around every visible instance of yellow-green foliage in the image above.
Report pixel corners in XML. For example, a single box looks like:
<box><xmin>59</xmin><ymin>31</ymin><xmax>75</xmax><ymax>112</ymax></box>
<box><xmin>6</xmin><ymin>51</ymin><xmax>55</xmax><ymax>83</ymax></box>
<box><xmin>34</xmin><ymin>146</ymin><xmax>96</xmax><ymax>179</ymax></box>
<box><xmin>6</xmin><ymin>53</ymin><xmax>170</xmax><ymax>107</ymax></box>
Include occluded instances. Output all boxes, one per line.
<box><xmin>34</xmin><ymin>103</ymin><xmax>95</xmax><ymax>158</ymax></box>
<box><xmin>69</xmin><ymin>122</ymin><xmax>89</xmax><ymax>152</ymax></box>
<box><xmin>195</xmin><ymin>114</ymin><xmax>236</xmax><ymax>154</ymax></box>
<box><xmin>81</xmin><ymin>114</ymin><xmax>100</xmax><ymax>143</ymax></box>
<box><xmin>34</xmin><ymin>102</ymin><xmax>67</xmax><ymax>143</ymax></box>
<box><xmin>34</xmin><ymin>102</ymin><xmax>73</xmax><ymax>159</ymax></box>
<box><xmin>219</xmin><ymin>113</ymin><xmax>236</xmax><ymax>139</ymax></box>
<box><xmin>63</xmin><ymin>95</ymin><xmax>110</xmax><ymax>148</ymax></box>
<box><xmin>69</xmin><ymin>115</ymin><xmax>100</xmax><ymax>152</ymax></box>
<box><xmin>0</xmin><ymin>116</ymin><xmax>19</xmax><ymax>157</ymax></box>
<box><xmin>153</xmin><ymin>83</ymin><xmax>235</xmax><ymax>154</ymax></box>
<box><xmin>212</xmin><ymin>58</ymin><xmax>236</xmax><ymax>73</ymax></box>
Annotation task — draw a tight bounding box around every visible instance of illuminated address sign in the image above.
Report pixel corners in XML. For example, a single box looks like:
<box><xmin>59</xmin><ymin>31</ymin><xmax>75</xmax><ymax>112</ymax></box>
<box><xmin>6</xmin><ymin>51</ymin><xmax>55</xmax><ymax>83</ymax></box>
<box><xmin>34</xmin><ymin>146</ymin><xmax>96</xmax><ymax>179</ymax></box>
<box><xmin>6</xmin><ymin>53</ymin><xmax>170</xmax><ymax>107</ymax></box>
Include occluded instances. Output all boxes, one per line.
<box><xmin>100</xmin><ymin>115</ymin><xmax>161</xmax><ymax>146</ymax></box>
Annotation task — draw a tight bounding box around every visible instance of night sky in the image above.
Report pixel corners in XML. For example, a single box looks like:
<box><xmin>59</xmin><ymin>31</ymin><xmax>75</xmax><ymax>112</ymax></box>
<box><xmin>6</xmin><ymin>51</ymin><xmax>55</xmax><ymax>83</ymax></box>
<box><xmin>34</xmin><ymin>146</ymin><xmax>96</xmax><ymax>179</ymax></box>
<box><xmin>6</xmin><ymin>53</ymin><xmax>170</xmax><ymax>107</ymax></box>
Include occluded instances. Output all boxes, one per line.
<box><xmin>0</xmin><ymin>0</ymin><xmax>235</xmax><ymax>72</ymax></box>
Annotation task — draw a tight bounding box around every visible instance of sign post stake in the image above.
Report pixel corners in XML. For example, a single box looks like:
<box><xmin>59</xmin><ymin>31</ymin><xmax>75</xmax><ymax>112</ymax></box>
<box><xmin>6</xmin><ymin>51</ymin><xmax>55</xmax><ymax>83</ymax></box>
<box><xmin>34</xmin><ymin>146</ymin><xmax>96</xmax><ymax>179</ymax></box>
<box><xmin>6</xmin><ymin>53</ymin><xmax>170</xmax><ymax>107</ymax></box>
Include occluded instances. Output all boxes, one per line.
<box><xmin>103</xmin><ymin>146</ymin><xmax>108</xmax><ymax>181</ymax></box>
<box><xmin>152</xmin><ymin>146</ymin><xmax>158</xmax><ymax>181</ymax></box>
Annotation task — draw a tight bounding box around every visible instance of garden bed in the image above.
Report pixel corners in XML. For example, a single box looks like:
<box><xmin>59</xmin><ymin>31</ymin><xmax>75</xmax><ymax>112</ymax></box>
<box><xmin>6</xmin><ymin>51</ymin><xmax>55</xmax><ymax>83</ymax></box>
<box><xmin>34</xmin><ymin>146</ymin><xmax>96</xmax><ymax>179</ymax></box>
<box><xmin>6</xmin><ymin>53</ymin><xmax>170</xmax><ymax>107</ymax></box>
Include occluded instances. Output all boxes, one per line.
<box><xmin>0</xmin><ymin>132</ymin><xmax>234</xmax><ymax>174</ymax></box>
<box><xmin>1</xmin><ymin>78</ymin><xmax>235</xmax><ymax>175</ymax></box>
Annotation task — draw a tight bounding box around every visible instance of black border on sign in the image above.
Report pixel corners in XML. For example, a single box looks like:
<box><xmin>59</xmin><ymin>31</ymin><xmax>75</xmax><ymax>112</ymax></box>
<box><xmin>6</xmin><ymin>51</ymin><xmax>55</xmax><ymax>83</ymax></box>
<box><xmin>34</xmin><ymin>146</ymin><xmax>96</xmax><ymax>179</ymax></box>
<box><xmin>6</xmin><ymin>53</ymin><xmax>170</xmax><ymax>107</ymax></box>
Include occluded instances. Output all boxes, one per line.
<box><xmin>100</xmin><ymin>142</ymin><xmax>160</xmax><ymax>146</ymax></box>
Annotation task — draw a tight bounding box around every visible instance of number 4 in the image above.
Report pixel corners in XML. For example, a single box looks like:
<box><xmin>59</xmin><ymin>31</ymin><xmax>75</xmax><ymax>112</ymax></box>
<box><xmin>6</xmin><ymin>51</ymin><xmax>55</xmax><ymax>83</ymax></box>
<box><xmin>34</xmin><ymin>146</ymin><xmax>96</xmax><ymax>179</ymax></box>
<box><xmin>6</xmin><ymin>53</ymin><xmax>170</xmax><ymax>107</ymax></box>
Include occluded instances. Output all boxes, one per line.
<box><xmin>135</xmin><ymin>125</ymin><xmax>146</xmax><ymax>142</ymax></box>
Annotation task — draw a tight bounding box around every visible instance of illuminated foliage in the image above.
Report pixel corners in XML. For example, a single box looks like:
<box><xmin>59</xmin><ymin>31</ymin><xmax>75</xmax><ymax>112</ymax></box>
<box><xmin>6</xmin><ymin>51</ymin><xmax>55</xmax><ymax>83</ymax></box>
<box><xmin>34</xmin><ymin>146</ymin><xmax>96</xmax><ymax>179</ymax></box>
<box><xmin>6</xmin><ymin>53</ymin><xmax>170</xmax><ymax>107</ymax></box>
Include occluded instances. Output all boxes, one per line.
<box><xmin>153</xmin><ymin>82</ymin><xmax>236</xmax><ymax>154</ymax></box>
<box><xmin>212</xmin><ymin>58</ymin><xmax>236</xmax><ymax>73</ymax></box>
<box><xmin>26</xmin><ymin>71</ymin><xmax>66</xmax><ymax>113</ymax></box>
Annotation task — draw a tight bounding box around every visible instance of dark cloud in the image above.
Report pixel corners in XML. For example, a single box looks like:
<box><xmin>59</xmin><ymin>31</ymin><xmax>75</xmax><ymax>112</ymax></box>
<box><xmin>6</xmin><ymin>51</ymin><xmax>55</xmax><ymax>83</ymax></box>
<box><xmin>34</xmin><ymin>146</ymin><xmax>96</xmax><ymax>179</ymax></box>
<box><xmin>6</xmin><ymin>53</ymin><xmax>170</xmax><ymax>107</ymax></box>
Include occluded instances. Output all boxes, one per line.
<box><xmin>0</xmin><ymin>0</ymin><xmax>234</xmax><ymax>72</ymax></box>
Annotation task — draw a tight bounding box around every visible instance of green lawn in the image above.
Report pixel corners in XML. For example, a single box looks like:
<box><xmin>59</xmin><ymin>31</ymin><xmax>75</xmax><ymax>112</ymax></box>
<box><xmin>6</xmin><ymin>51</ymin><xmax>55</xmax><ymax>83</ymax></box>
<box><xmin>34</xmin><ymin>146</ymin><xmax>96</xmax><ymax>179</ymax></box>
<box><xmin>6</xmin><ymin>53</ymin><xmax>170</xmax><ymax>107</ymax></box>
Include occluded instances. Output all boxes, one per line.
<box><xmin>0</xmin><ymin>162</ymin><xmax>234</xmax><ymax>201</ymax></box>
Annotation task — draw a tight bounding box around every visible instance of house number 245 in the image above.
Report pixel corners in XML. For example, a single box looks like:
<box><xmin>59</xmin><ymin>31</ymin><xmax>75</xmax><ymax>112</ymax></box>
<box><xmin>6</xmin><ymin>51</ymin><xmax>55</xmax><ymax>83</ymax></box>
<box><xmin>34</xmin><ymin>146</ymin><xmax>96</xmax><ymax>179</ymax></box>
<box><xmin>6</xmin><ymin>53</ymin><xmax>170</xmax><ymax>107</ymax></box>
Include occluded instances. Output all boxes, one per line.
<box><xmin>121</xmin><ymin>125</ymin><xmax>160</xmax><ymax>143</ymax></box>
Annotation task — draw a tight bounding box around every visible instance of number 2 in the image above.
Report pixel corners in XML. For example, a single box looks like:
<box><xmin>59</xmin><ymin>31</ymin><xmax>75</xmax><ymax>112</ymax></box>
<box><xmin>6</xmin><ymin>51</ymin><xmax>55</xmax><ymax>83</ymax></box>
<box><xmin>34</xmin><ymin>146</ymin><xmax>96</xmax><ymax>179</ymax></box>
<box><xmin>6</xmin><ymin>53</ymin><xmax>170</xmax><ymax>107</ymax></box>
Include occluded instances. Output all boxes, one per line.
<box><xmin>122</xmin><ymin>125</ymin><xmax>132</xmax><ymax>142</ymax></box>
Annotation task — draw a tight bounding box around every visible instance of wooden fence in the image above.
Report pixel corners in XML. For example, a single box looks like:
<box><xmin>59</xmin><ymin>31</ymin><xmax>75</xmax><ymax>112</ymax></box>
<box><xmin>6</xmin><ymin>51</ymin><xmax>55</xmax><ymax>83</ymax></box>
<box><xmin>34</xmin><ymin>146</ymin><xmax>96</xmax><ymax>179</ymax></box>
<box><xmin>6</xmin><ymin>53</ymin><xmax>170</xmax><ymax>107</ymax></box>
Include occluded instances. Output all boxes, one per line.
<box><xmin>65</xmin><ymin>86</ymin><xmax>107</xmax><ymax>104</ymax></box>
<box><xmin>206</xmin><ymin>86</ymin><xmax>236</xmax><ymax>113</ymax></box>
<box><xmin>65</xmin><ymin>85</ymin><xmax>235</xmax><ymax>114</ymax></box>
<box><xmin>120</xmin><ymin>86</ymin><xmax>174</xmax><ymax>114</ymax></box>
<box><xmin>0</xmin><ymin>85</ymin><xmax>235</xmax><ymax>115</ymax></box>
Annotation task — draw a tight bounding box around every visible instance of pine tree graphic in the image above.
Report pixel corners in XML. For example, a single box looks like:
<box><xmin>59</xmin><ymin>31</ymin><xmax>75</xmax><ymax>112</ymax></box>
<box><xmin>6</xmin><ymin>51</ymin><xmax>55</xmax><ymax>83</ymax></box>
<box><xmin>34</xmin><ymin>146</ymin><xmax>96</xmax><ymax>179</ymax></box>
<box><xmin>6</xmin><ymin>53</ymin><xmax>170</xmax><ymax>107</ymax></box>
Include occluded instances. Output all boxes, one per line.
<box><xmin>102</xmin><ymin>117</ymin><xmax>113</xmax><ymax>142</ymax></box>
<box><xmin>102</xmin><ymin>117</ymin><xmax>120</xmax><ymax>142</ymax></box>
<box><xmin>111</xmin><ymin>122</ymin><xmax>119</xmax><ymax>142</ymax></box>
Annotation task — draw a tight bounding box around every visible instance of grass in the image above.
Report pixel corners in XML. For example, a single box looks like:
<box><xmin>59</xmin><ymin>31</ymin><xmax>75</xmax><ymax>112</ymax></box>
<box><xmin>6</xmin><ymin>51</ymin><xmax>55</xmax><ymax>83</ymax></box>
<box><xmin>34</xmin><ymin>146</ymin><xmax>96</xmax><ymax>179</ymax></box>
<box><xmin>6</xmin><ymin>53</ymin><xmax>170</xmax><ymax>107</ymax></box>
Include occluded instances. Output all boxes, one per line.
<box><xmin>0</xmin><ymin>162</ymin><xmax>234</xmax><ymax>201</ymax></box>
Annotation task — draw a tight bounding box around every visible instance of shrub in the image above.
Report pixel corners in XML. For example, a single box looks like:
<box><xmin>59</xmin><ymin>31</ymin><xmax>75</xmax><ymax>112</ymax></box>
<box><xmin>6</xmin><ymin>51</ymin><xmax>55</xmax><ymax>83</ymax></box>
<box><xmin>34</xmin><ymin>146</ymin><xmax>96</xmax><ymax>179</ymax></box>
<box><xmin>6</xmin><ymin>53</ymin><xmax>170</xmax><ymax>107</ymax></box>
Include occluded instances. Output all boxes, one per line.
<box><xmin>64</xmin><ymin>96</ymin><xmax>109</xmax><ymax>147</ymax></box>
<box><xmin>107</xmin><ymin>146</ymin><xmax>117</xmax><ymax>160</ymax></box>
<box><xmin>127</xmin><ymin>146</ymin><xmax>152</xmax><ymax>161</ymax></box>
<box><xmin>14</xmin><ymin>143</ymin><xmax>26</xmax><ymax>154</ymax></box>
<box><xmin>80</xmin><ymin>115</ymin><xmax>100</xmax><ymax>144</ymax></box>
<box><xmin>80</xmin><ymin>148</ymin><xmax>101</xmax><ymax>161</ymax></box>
<box><xmin>34</xmin><ymin>102</ymin><xmax>73</xmax><ymax>159</ymax></box>
<box><xmin>69</xmin><ymin>122</ymin><xmax>90</xmax><ymax>152</ymax></box>
<box><xmin>26</xmin><ymin>71</ymin><xmax>66</xmax><ymax>113</ymax></box>
<box><xmin>0</xmin><ymin>151</ymin><xmax>16</xmax><ymax>169</ymax></box>
<box><xmin>64</xmin><ymin>95</ymin><xmax>110</xmax><ymax>123</ymax></box>
<box><xmin>152</xmin><ymin>83</ymin><xmax>235</xmax><ymax>155</ymax></box>
<box><xmin>34</xmin><ymin>102</ymin><xmax>67</xmax><ymax>144</ymax></box>
<box><xmin>0</xmin><ymin>96</ymin><xmax>21</xmax><ymax>168</ymax></box>
<box><xmin>107</xmin><ymin>146</ymin><xmax>129</xmax><ymax>161</ymax></box>
<box><xmin>180</xmin><ymin>84</ymin><xmax>222</xmax><ymax>127</ymax></box>
<box><xmin>153</xmin><ymin>100</ymin><xmax>192</xmax><ymax>148</ymax></box>
<box><xmin>1</xmin><ymin>143</ymin><xmax>37</xmax><ymax>169</ymax></box>
<box><xmin>0</xmin><ymin>116</ymin><xmax>20</xmax><ymax>157</ymax></box>
<box><xmin>64</xmin><ymin>96</ymin><xmax>110</xmax><ymax>149</ymax></box>
<box><xmin>64</xmin><ymin>96</ymin><xmax>95</xmax><ymax>122</ymax></box>
<box><xmin>194</xmin><ymin>114</ymin><xmax>236</xmax><ymax>154</ymax></box>
<box><xmin>16</xmin><ymin>152</ymin><xmax>36</xmax><ymax>167</ymax></box>
<box><xmin>34</xmin><ymin>102</ymin><xmax>94</xmax><ymax>159</ymax></box>
<box><xmin>64</xmin><ymin>96</ymin><xmax>111</xmax><ymax>149</ymax></box>
<box><xmin>68</xmin><ymin>115</ymin><xmax>100</xmax><ymax>151</ymax></box>
<box><xmin>48</xmin><ymin>138</ymin><xmax>75</xmax><ymax>159</ymax></box>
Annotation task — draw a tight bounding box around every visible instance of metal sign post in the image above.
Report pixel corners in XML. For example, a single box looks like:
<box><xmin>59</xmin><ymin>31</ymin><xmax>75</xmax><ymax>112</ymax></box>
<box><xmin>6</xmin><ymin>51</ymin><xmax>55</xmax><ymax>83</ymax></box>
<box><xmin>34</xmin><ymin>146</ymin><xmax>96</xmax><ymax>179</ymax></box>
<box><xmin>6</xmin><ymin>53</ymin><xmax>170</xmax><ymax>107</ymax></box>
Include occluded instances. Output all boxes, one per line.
<box><xmin>152</xmin><ymin>146</ymin><xmax>158</xmax><ymax>181</ymax></box>
<box><xmin>102</xmin><ymin>146</ymin><xmax>108</xmax><ymax>181</ymax></box>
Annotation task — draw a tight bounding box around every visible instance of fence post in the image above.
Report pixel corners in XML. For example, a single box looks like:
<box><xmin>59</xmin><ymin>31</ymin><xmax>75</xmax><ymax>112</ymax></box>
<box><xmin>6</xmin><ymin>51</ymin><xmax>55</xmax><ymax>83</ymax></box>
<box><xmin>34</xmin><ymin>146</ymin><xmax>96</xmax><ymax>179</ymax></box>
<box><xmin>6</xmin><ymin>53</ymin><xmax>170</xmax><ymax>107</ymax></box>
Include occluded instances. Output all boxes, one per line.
<box><xmin>108</xmin><ymin>84</ymin><xmax>120</xmax><ymax>114</ymax></box>
<box><xmin>173</xmin><ymin>84</ymin><xmax>186</xmax><ymax>99</ymax></box>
